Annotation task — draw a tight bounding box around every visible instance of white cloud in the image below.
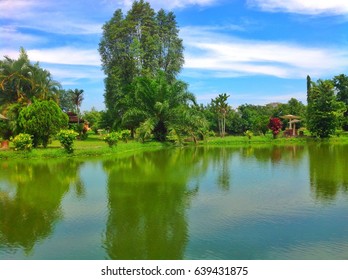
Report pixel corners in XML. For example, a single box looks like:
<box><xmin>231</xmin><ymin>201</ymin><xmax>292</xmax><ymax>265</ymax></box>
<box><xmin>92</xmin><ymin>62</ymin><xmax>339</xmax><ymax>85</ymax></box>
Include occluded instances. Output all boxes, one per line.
<box><xmin>26</xmin><ymin>47</ymin><xmax>101</xmax><ymax>66</ymax></box>
<box><xmin>0</xmin><ymin>0</ymin><xmax>44</xmax><ymax>19</ymax></box>
<box><xmin>248</xmin><ymin>0</ymin><xmax>348</xmax><ymax>15</ymax></box>
<box><xmin>47</xmin><ymin>66</ymin><xmax>104</xmax><ymax>82</ymax></box>
<box><xmin>0</xmin><ymin>26</ymin><xmax>45</xmax><ymax>46</ymax></box>
<box><xmin>181</xmin><ymin>26</ymin><xmax>348</xmax><ymax>78</ymax></box>
<box><xmin>0</xmin><ymin>0</ymin><xmax>102</xmax><ymax>35</ymax></box>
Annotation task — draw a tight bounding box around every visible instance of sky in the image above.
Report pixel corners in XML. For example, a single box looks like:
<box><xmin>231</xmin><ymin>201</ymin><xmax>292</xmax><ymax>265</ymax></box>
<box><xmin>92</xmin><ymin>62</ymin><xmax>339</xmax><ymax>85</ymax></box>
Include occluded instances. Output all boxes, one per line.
<box><xmin>1</xmin><ymin>0</ymin><xmax>348</xmax><ymax>111</ymax></box>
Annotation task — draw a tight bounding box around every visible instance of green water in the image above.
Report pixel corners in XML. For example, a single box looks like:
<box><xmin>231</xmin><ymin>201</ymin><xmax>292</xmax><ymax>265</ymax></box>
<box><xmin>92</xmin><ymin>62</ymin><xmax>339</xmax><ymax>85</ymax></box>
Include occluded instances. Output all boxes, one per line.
<box><xmin>1</xmin><ymin>144</ymin><xmax>348</xmax><ymax>259</ymax></box>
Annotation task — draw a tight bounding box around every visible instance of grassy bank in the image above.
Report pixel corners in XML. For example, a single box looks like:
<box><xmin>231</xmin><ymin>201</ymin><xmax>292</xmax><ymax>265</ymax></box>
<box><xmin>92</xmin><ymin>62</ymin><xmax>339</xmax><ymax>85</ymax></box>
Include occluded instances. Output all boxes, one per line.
<box><xmin>1</xmin><ymin>132</ymin><xmax>348</xmax><ymax>160</ymax></box>
<box><xmin>0</xmin><ymin>134</ymin><xmax>167</xmax><ymax>160</ymax></box>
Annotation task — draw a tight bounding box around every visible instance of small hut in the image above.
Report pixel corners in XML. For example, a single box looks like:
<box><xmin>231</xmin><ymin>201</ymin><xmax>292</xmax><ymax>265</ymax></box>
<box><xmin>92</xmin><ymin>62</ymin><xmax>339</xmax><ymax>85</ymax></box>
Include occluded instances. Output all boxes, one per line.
<box><xmin>66</xmin><ymin>112</ymin><xmax>83</xmax><ymax>124</ymax></box>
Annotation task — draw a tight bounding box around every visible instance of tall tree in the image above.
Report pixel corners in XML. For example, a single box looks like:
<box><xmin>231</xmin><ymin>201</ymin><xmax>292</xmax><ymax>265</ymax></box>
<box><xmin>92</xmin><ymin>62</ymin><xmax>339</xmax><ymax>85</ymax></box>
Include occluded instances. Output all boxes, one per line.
<box><xmin>156</xmin><ymin>9</ymin><xmax>184</xmax><ymax>81</ymax></box>
<box><xmin>332</xmin><ymin>74</ymin><xmax>348</xmax><ymax>130</ymax></box>
<box><xmin>306</xmin><ymin>75</ymin><xmax>311</xmax><ymax>102</ymax></box>
<box><xmin>99</xmin><ymin>1</ymin><xmax>184</xmax><ymax>128</ymax></box>
<box><xmin>211</xmin><ymin>93</ymin><xmax>230</xmax><ymax>137</ymax></box>
<box><xmin>69</xmin><ymin>89</ymin><xmax>84</xmax><ymax>124</ymax></box>
<box><xmin>307</xmin><ymin>79</ymin><xmax>345</xmax><ymax>138</ymax></box>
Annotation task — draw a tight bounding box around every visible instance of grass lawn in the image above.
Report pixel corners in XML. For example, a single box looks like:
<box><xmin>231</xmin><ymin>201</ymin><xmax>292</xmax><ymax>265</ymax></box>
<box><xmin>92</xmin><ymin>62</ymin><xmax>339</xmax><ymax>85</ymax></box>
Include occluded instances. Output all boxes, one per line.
<box><xmin>0</xmin><ymin>133</ymin><xmax>166</xmax><ymax>160</ymax></box>
<box><xmin>1</xmin><ymin>132</ymin><xmax>348</xmax><ymax>160</ymax></box>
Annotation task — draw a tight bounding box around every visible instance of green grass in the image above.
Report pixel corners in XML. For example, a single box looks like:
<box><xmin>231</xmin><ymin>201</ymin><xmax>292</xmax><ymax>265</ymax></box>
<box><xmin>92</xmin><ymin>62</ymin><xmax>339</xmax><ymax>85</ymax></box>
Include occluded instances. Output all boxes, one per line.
<box><xmin>0</xmin><ymin>134</ymin><xmax>167</xmax><ymax>160</ymax></box>
<box><xmin>2</xmin><ymin>132</ymin><xmax>348</xmax><ymax>160</ymax></box>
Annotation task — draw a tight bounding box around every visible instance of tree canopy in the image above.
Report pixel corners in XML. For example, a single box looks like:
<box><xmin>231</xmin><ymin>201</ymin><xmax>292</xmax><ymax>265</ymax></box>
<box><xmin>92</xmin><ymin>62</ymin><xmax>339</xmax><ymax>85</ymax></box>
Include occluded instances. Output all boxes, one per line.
<box><xmin>307</xmin><ymin>79</ymin><xmax>345</xmax><ymax>138</ymax></box>
<box><xmin>18</xmin><ymin>99</ymin><xmax>68</xmax><ymax>147</ymax></box>
<box><xmin>99</xmin><ymin>0</ymin><xmax>184</xmax><ymax>128</ymax></box>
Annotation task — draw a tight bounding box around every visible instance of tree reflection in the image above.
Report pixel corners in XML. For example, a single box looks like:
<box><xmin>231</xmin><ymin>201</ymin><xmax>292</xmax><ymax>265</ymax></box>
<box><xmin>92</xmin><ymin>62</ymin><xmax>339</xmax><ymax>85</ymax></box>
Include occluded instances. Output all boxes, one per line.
<box><xmin>102</xmin><ymin>148</ymin><xmax>207</xmax><ymax>260</ymax></box>
<box><xmin>0</xmin><ymin>159</ymin><xmax>84</xmax><ymax>254</ymax></box>
<box><xmin>309</xmin><ymin>144</ymin><xmax>348</xmax><ymax>201</ymax></box>
<box><xmin>241</xmin><ymin>145</ymin><xmax>306</xmax><ymax>165</ymax></box>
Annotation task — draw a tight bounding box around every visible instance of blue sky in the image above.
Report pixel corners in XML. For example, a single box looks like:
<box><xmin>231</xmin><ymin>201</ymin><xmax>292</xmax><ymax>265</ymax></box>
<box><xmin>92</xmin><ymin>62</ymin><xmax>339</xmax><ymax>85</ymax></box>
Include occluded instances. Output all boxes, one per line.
<box><xmin>1</xmin><ymin>0</ymin><xmax>348</xmax><ymax>111</ymax></box>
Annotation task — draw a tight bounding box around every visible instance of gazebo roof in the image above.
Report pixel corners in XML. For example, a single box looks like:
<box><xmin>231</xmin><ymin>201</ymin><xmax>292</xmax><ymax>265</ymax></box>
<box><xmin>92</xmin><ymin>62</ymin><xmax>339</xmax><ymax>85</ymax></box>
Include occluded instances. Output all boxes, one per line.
<box><xmin>280</xmin><ymin>114</ymin><xmax>300</xmax><ymax>120</ymax></box>
<box><xmin>0</xmin><ymin>113</ymin><xmax>8</xmax><ymax>120</ymax></box>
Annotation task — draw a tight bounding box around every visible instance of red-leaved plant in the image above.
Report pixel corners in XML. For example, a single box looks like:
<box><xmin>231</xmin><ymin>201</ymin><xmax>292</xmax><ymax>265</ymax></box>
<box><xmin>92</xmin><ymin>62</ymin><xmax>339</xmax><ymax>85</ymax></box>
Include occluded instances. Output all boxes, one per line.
<box><xmin>268</xmin><ymin>117</ymin><xmax>282</xmax><ymax>139</ymax></box>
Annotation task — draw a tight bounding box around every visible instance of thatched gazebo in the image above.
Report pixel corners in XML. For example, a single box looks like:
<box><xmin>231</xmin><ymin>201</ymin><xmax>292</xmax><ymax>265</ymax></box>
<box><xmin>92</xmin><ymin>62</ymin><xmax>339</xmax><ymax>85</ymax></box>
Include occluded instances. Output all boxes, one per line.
<box><xmin>281</xmin><ymin>114</ymin><xmax>301</xmax><ymax>136</ymax></box>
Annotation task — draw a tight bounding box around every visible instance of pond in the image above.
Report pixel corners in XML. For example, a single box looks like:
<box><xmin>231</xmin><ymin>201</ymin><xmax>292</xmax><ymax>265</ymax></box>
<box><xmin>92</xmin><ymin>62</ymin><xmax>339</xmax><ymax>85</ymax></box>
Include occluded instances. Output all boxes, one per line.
<box><xmin>1</xmin><ymin>144</ymin><xmax>348</xmax><ymax>260</ymax></box>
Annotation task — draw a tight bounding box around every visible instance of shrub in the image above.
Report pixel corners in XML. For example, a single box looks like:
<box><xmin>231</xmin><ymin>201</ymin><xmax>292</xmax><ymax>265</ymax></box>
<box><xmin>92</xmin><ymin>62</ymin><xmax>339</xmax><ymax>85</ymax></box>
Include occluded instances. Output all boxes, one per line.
<box><xmin>57</xmin><ymin>129</ymin><xmax>78</xmax><ymax>153</ymax></box>
<box><xmin>244</xmin><ymin>130</ymin><xmax>253</xmax><ymax>140</ymax></box>
<box><xmin>268</xmin><ymin>117</ymin><xmax>283</xmax><ymax>139</ymax></box>
<box><xmin>18</xmin><ymin>100</ymin><xmax>68</xmax><ymax>147</ymax></box>
<box><xmin>103</xmin><ymin>132</ymin><xmax>120</xmax><ymax>147</ymax></box>
<box><xmin>120</xmin><ymin>129</ymin><xmax>131</xmax><ymax>143</ymax></box>
<box><xmin>12</xmin><ymin>133</ymin><xmax>33</xmax><ymax>151</ymax></box>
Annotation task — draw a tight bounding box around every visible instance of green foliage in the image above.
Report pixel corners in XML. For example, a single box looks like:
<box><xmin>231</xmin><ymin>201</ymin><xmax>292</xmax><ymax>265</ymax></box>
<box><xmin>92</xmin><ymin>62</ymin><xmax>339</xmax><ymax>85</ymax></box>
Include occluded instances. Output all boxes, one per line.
<box><xmin>18</xmin><ymin>100</ymin><xmax>68</xmax><ymax>147</ymax></box>
<box><xmin>69</xmin><ymin>89</ymin><xmax>84</xmax><ymax>124</ymax></box>
<box><xmin>244</xmin><ymin>130</ymin><xmax>253</xmax><ymax>140</ymax></box>
<box><xmin>0</xmin><ymin>48</ymin><xmax>61</xmax><ymax>106</ymax></box>
<box><xmin>238</xmin><ymin>104</ymin><xmax>270</xmax><ymax>135</ymax></box>
<box><xmin>211</xmin><ymin>93</ymin><xmax>230</xmax><ymax>137</ymax></box>
<box><xmin>0</xmin><ymin>120</ymin><xmax>12</xmax><ymax>140</ymax></box>
<box><xmin>120</xmin><ymin>129</ymin><xmax>131</xmax><ymax>143</ymax></box>
<box><xmin>57</xmin><ymin>89</ymin><xmax>75</xmax><ymax>112</ymax></box>
<box><xmin>82</xmin><ymin>107</ymin><xmax>101</xmax><ymax>133</ymax></box>
<box><xmin>0</xmin><ymin>48</ymin><xmax>62</xmax><ymax>138</ymax></box>
<box><xmin>69</xmin><ymin>123</ymin><xmax>88</xmax><ymax>140</ymax></box>
<box><xmin>99</xmin><ymin>0</ymin><xmax>184</xmax><ymax>122</ymax></box>
<box><xmin>307</xmin><ymin>79</ymin><xmax>346</xmax><ymax>138</ymax></box>
<box><xmin>57</xmin><ymin>129</ymin><xmax>78</xmax><ymax>153</ymax></box>
<box><xmin>12</xmin><ymin>133</ymin><xmax>32</xmax><ymax>151</ymax></box>
<box><xmin>332</xmin><ymin>74</ymin><xmax>348</xmax><ymax>130</ymax></box>
<box><xmin>135</xmin><ymin>119</ymin><xmax>154</xmax><ymax>143</ymax></box>
<box><xmin>103</xmin><ymin>132</ymin><xmax>120</xmax><ymax>147</ymax></box>
<box><xmin>123</xmin><ymin>71</ymin><xmax>196</xmax><ymax>142</ymax></box>
<box><xmin>170</xmin><ymin>105</ymin><xmax>210</xmax><ymax>144</ymax></box>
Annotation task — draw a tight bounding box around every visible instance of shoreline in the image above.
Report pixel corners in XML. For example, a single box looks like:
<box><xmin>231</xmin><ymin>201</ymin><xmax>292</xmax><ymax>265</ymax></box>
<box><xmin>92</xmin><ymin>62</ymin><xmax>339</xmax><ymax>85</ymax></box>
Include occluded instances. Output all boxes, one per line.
<box><xmin>1</xmin><ymin>134</ymin><xmax>348</xmax><ymax>160</ymax></box>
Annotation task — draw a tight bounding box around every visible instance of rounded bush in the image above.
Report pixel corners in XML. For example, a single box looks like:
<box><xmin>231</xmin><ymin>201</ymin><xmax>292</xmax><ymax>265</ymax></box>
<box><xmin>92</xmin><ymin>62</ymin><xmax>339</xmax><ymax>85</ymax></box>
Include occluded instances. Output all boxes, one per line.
<box><xmin>12</xmin><ymin>133</ymin><xmax>33</xmax><ymax>151</ymax></box>
<box><xmin>103</xmin><ymin>132</ymin><xmax>120</xmax><ymax>148</ymax></box>
<box><xmin>57</xmin><ymin>129</ymin><xmax>78</xmax><ymax>153</ymax></box>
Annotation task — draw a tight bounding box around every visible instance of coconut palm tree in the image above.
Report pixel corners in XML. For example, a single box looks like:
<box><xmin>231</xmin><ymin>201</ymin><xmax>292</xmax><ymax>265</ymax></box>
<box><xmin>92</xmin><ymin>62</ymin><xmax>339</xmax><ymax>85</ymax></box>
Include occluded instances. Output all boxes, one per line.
<box><xmin>69</xmin><ymin>89</ymin><xmax>84</xmax><ymax>124</ymax></box>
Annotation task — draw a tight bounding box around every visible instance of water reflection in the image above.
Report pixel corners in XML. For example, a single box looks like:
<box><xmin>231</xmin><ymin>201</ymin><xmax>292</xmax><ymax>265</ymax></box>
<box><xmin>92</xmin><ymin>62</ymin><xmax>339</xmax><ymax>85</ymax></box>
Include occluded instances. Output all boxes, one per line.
<box><xmin>0</xmin><ymin>143</ymin><xmax>348</xmax><ymax>260</ymax></box>
<box><xmin>308</xmin><ymin>144</ymin><xmax>348</xmax><ymax>201</ymax></box>
<box><xmin>102</xmin><ymin>148</ymin><xmax>208</xmax><ymax>259</ymax></box>
<box><xmin>241</xmin><ymin>145</ymin><xmax>306</xmax><ymax>165</ymax></box>
<box><xmin>0</xmin><ymin>160</ymin><xmax>84</xmax><ymax>254</ymax></box>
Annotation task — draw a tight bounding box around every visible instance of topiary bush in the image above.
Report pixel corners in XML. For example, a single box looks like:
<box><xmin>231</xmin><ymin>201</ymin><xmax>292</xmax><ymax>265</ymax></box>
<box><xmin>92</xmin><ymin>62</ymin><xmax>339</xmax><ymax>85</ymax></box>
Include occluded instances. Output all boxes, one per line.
<box><xmin>103</xmin><ymin>132</ymin><xmax>120</xmax><ymax>148</ymax></box>
<box><xmin>12</xmin><ymin>133</ymin><xmax>33</xmax><ymax>151</ymax></box>
<box><xmin>57</xmin><ymin>129</ymin><xmax>79</xmax><ymax>153</ymax></box>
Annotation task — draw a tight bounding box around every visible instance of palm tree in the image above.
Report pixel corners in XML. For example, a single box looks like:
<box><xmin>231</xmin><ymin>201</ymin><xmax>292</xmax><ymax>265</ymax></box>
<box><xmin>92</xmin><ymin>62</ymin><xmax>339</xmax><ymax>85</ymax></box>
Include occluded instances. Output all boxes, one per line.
<box><xmin>0</xmin><ymin>48</ymin><xmax>33</xmax><ymax>107</ymax></box>
<box><xmin>1</xmin><ymin>48</ymin><xmax>62</xmax><ymax>110</ymax></box>
<box><xmin>122</xmin><ymin>71</ymin><xmax>196</xmax><ymax>141</ymax></box>
<box><xmin>69</xmin><ymin>89</ymin><xmax>84</xmax><ymax>125</ymax></box>
<box><xmin>211</xmin><ymin>93</ymin><xmax>230</xmax><ymax>137</ymax></box>
<box><xmin>30</xmin><ymin>65</ymin><xmax>61</xmax><ymax>102</ymax></box>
